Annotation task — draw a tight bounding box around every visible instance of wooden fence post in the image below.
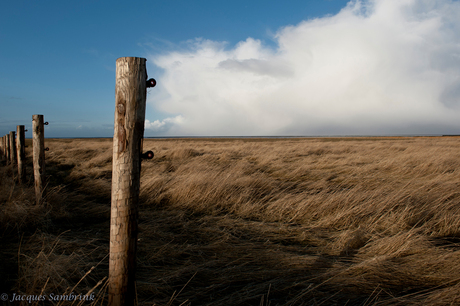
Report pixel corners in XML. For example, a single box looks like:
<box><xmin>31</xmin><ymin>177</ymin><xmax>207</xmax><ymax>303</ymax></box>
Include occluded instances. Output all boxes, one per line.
<box><xmin>9</xmin><ymin>131</ymin><xmax>17</xmax><ymax>180</ymax></box>
<box><xmin>32</xmin><ymin>115</ymin><xmax>46</xmax><ymax>205</ymax></box>
<box><xmin>2</xmin><ymin>135</ymin><xmax>6</xmax><ymax>161</ymax></box>
<box><xmin>5</xmin><ymin>134</ymin><xmax>10</xmax><ymax>164</ymax></box>
<box><xmin>0</xmin><ymin>135</ymin><xmax>4</xmax><ymax>161</ymax></box>
<box><xmin>3</xmin><ymin>135</ymin><xmax>8</xmax><ymax>164</ymax></box>
<box><xmin>17</xmin><ymin>125</ymin><xmax>26</xmax><ymax>184</ymax></box>
<box><xmin>10</xmin><ymin>131</ymin><xmax>17</xmax><ymax>164</ymax></box>
<box><xmin>1</xmin><ymin>136</ymin><xmax>4</xmax><ymax>161</ymax></box>
<box><xmin>109</xmin><ymin>57</ymin><xmax>148</xmax><ymax>306</ymax></box>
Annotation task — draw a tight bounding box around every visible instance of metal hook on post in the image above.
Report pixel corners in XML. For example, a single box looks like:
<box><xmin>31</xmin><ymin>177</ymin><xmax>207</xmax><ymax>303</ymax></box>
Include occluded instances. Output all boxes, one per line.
<box><xmin>44</xmin><ymin>122</ymin><xmax>49</xmax><ymax>126</ymax></box>
<box><xmin>44</xmin><ymin>147</ymin><xmax>49</xmax><ymax>151</ymax></box>
<box><xmin>146</xmin><ymin>78</ymin><xmax>156</xmax><ymax>88</ymax></box>
<box><xmin>141</xmin><ymin>150</ymin><xmax>154</xmax><ymax>160</ymax></box>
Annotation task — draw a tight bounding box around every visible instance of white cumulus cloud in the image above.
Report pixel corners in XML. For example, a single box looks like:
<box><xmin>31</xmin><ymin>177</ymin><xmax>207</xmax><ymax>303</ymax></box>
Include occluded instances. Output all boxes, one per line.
<box><xmin>144</xmin><ymin>115</ymin><xmax>185</xmax><ymax>133</ymax></box>
<box><xmin>147</xmin><ymin>0</ymin><xmax>460</xmax><ymax>136</ymax></box>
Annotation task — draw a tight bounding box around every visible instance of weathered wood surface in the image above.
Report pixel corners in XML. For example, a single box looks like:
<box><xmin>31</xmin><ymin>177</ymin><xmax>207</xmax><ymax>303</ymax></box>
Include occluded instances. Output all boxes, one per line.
<box><xmin>32</xmin><ymin>115</ymin><xmax>45</xmax><ymax>205</ymax></box>
<box><xmin>17</xmin><ymin>125</ymin><xmax>26</xmax><ymax>184</ymax></box>
<box><xmin>109</xmin><ymin>57</ymin><xmax>148</xmax><ymax>306</ymax></box>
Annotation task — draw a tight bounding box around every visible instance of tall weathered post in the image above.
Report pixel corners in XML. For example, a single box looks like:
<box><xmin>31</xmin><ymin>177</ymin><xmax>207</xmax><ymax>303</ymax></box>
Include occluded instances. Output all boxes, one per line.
<box><xmin>17</xmin><ymin>125</ymin><xmax>26</xmax><ymax>184</ymax></box>
<box><xmin>109</xmin><ymin>57</ymin><xmax>148</xmax><ymax>306</ymax></box>
<box><xmin>33</xmin><ymin>115</ymin><xmax>46</xmax><ymax>205</ymax></box>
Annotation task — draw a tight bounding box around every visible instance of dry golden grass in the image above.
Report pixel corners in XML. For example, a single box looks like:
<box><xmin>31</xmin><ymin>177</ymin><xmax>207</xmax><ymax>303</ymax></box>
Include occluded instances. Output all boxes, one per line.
<box><xmin>2</xmin><ymin>136</ymin><xmax>460</xmax><ymax>305</ymax></box>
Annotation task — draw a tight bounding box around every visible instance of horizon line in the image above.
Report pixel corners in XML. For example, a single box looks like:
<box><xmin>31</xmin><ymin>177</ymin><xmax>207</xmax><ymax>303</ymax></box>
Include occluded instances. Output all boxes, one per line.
<box><xmin>22</xmin><ymin>134</ymin><xmax>460</xmax><ymax>140</ymax></box>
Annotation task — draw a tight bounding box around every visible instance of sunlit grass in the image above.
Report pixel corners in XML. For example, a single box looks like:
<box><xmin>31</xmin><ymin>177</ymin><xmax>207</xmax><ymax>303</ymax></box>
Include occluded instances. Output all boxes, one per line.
<box><xmin>2</xmin><ymin>136</ymin><xmax>460</xmax><ymax>305</ymax></box>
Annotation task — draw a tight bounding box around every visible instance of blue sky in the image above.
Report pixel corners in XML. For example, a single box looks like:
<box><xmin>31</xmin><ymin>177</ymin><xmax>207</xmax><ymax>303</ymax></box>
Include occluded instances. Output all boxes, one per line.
<box><xmin>1</xmin><ymin>0</ymin><xmax>460</xmax><ymax>137</ymax></box>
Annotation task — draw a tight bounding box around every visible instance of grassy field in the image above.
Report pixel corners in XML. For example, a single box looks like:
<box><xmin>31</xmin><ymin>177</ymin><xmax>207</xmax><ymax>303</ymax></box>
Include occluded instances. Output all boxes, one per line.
<box><xmin>2</xmin><ymin>136</ymin><xmax>460</xmax><ymax>305</ymax></box>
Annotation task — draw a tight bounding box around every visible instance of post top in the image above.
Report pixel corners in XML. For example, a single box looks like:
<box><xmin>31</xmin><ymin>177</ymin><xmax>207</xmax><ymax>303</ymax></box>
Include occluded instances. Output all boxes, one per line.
<box><xmin>116</xmin><ymin>57</ymin><xmax>147</xmax><ymax>62</ymax></box>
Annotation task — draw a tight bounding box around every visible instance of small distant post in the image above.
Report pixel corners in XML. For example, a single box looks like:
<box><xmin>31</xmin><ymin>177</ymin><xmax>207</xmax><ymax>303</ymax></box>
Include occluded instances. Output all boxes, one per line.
<box><xmin>2</xmin><ymin>135</ymin><xmax>5</xmax><ymax>161</ymax></box>
<box><xmin>5</xmin><ymin>134</ymin><xmax>10</xmax><ymax>164</ymax></box>
<box><xmin>9</xmin><ymin>131</ymin><xmax>17</xmax><ymax>164</ymax></box>
<box><xmin>0</xmin><ymin>136</ymin><xmax>4</xmax><ymax>160</ymax></box>
<box><xmin>9</xmin><ymin>131</ymin><xmax>17</xmax><ymax>180</ymax></box>
<box><xmin>3</xmin><ymin>135</ymin><xmax>6</xmax><ymax>160</ymax></box>
<box><xmin>1</xmin><ymin>136</ymin><xmax>4</xmax><ymax>160</ymax></box>
<box><xmin>17</xmin><ymin>125</ymin><xmax>26</xmax><ymax>184</ymax></box>
<box><xmin>33</xmin><ymin>115</ymin><xmax>46</xmax><ymax>205</ymax></box>
<box><xmin>108</xmin><ymin>57</ymin><xmax>148</xmax><ymax>306</ymax></box>
<box><xmin>3</xmin><ymin>135</ymin><xmax>7</xmax><ymax>161</ymax></box>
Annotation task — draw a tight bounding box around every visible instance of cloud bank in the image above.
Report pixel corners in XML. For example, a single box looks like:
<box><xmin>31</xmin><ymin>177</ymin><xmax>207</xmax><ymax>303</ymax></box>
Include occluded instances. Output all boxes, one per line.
<box><xmin>147</xmin><ymin>0</ymin><xmax>460</xmax><ymax>136</ymax></box>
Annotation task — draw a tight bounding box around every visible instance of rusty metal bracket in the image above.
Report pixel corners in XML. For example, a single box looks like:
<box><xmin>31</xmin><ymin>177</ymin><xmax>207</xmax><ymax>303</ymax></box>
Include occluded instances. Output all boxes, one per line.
<box><xmin>141</xmin><ymin>151</ymin><xmax>154</xmax><ymax>160</ymax></box>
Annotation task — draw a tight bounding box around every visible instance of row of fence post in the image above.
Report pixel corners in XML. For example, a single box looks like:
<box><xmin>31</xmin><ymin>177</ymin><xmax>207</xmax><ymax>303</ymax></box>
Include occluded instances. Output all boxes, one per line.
<box><xmin>0</xmin><ymin>115</ymin><xmax>47</xmax><ymax>205</ymax></box>
<box><xmin>1</xmin><ymin>57</ymin><xmax>153</xmax><ymax>305</ymax></box>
